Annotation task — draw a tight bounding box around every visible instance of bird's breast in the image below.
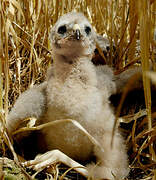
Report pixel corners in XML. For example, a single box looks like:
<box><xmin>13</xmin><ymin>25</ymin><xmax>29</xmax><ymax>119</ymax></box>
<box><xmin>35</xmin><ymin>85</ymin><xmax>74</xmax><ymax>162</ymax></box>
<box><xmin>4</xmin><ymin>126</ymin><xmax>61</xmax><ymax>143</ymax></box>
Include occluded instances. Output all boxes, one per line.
<box><xmin>45</xmin><ymin>78</ymin><xmax>102</xmax><ymax>124</ymax></box>
<box><xmin>40</xmin><ymin>78</ymin><xmax>103</xmax><ymax>160</ymax></box>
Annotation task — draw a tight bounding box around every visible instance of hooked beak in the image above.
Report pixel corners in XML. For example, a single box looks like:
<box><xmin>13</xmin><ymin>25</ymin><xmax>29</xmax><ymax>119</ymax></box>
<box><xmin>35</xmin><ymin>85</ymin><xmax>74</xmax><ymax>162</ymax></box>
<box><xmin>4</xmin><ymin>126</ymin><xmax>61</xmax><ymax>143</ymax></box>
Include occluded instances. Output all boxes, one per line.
<box><xmin>73</xmin><ymin>24</ymin><xmax>81</xmax><ymax>40</ymax></box>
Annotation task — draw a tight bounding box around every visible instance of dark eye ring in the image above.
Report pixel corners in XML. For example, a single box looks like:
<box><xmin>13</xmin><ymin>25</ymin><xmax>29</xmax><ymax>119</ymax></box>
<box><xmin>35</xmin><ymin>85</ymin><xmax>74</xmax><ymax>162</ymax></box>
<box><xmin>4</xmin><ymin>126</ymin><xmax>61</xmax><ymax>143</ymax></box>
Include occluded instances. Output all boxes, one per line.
<box><xmin>85</xmin><ymin>26</ymin><xmax>91</xmax><ymax>35</ymax></box>
<box><xmin>58</xmin><ymin>25</ymin><xmax>67</xmax><ymax>34</ymax></box>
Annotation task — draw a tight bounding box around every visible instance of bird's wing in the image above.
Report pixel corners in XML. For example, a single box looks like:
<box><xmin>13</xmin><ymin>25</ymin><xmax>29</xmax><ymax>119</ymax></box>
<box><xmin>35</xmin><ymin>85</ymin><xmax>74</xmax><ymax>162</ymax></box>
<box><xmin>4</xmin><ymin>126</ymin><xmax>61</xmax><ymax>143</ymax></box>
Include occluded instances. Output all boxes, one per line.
<box><xmin>95</xmin><ymin>65</ymin><xmax>117</xmax><ymax>97</ymax></box>
<box><xmin>6</xmin><ymin>82</ymin><xmax>47</xmax><ymax>134</ymax></box>
<box><xmin>113</xmin><ymin>66</ymin><xmax>143</xmax><ymax>93</ymax></box>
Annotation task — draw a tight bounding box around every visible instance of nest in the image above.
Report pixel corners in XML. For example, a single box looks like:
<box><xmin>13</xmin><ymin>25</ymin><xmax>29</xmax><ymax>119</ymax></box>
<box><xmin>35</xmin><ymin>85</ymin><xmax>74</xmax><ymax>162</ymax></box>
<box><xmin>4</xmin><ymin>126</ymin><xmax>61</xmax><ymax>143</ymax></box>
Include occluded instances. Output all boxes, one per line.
<box><xmin>0</xmin><ymin>0</ymin><xmax>156</xmax><ymax>179</ymax></box>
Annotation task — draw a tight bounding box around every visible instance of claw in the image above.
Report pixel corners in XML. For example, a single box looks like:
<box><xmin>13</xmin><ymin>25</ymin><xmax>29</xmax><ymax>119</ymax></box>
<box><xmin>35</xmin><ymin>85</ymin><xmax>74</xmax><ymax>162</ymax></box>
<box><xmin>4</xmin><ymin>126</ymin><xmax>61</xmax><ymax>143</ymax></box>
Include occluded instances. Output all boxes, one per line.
<box><xmin>22</xmin><ymin>149</ymin><xmax>89</xmax><ymax>178</ymax></box>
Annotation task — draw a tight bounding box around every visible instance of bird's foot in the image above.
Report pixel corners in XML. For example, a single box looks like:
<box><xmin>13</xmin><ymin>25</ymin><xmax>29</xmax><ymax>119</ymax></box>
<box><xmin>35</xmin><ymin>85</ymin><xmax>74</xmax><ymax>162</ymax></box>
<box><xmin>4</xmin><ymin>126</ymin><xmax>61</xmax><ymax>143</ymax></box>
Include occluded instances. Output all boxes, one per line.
<box><xmin>22</xmin><ymin>149</ymin><xmax>88</xmax><ymax>178</ymax></box>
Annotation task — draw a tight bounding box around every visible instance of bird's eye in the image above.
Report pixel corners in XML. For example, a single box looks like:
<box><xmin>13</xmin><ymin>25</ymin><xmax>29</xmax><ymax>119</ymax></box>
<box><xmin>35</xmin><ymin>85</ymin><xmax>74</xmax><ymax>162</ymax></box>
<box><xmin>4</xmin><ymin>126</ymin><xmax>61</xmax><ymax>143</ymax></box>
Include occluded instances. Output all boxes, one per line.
<box><xmin>85</xmin><ymin>26</ymin><xmax>91</xmax><ymax>35</ymax></box>
<box><xmin>58</xmin><ymin>25</ymin><xmax>67</xmax><ymax>34</ymax></box>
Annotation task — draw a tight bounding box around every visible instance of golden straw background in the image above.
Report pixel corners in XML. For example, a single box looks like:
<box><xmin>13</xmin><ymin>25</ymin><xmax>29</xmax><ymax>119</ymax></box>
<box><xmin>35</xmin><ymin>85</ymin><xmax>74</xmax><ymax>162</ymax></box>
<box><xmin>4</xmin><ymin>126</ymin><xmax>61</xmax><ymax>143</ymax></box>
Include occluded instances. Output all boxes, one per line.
<box><xmin>0</xmin><ymin>0</ymin><xmax>156</xmax><ymax>179</ymax></box>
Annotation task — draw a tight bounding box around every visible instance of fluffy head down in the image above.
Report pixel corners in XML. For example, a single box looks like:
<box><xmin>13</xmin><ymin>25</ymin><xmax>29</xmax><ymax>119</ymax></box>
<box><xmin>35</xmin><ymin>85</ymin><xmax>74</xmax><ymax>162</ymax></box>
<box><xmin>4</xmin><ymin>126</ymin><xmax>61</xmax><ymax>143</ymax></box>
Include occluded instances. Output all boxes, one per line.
<box><xmin>50</xmin><ymin>12</ymin><xmax>96</xmax><ymax>57</ymax></box>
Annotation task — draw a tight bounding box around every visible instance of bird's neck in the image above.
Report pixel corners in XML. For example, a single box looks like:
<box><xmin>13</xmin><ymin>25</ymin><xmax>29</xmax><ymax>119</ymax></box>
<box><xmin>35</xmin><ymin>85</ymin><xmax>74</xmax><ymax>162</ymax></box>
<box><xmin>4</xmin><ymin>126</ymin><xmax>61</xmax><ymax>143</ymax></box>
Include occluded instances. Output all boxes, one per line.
<box><xmin>52</xmin><ymin>54</ymin><xmax>74</xmax><ymax>81</ymax></box>
<box><xmin>53</xmin><ymin>53</ymin><xmax>96</xmax><ymax>85</ymax></box>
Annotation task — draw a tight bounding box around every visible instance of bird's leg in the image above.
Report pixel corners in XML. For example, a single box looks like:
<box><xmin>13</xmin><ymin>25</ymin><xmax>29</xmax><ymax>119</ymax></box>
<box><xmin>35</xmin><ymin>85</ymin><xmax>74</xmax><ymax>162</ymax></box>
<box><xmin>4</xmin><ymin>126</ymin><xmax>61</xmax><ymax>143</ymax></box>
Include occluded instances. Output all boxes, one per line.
<box><xmin>16</xmin><ymin>119</ymin><xmax>103</xmax><ymax>178</ymax></box>
<box><xmin>22</xmin><ymin>149</ymin><xmax>88</xmax><ymax>177</ymax></box>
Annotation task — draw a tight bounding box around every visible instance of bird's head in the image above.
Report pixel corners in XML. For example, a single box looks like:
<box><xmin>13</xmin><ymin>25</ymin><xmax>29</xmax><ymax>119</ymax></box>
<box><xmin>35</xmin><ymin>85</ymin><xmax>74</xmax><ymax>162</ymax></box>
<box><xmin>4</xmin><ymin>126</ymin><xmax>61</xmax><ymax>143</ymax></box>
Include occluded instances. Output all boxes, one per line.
<box><xmin>50</xmin><ymin>12</ymin><xmax>96</xmax><ymax>58</ymax></box>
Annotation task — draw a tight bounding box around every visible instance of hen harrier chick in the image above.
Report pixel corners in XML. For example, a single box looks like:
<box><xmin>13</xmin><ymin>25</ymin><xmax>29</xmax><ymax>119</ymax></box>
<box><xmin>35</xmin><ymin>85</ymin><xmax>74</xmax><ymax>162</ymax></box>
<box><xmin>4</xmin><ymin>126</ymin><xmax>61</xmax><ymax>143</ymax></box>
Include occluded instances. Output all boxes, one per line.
<box><xmin>6</xmin><ymin>12</ymin><xmax>129</xmax><ymax>179</ymax></box>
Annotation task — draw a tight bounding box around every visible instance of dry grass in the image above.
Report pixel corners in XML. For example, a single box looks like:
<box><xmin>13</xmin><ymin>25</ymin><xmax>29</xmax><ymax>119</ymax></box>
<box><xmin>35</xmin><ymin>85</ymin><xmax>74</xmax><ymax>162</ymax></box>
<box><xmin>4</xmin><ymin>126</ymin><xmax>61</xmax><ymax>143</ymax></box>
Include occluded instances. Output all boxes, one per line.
<box><xmin>0</xmin><ymin>0</ymin><xmax>156</xmax><ymax>179</ymax></box>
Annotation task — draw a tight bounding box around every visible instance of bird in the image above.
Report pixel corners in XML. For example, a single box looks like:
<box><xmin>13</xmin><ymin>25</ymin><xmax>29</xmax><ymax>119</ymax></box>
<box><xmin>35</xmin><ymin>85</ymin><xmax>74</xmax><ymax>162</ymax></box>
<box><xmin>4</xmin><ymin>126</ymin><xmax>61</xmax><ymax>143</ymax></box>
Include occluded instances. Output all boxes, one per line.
<box><xmin>6</xmin><ymin>12</ymin><xmax>129</xmax><ymax>180</ymax></box>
